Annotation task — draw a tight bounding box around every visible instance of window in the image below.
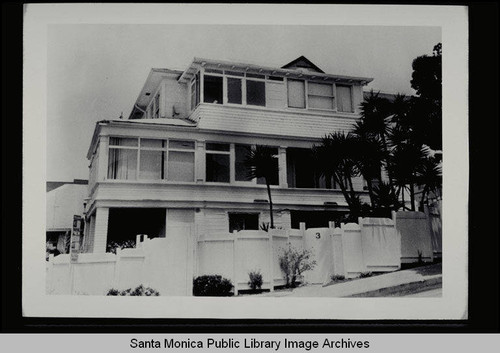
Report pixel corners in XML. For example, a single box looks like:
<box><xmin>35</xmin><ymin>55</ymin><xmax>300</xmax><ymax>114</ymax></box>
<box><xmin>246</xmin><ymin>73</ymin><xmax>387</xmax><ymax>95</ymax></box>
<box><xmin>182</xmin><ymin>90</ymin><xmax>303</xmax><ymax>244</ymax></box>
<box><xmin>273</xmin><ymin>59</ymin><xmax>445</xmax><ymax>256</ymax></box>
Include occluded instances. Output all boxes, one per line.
<box><xmin>107</xmin><ymin>137</ymin><xmax>195</xmax><ymax>182</ymax></box>
<box><xmin>287</xmin><ymin>79</ymin><xmax>305</xmax><ymax>108</ymax></box>
<box><xmin>229</xmin><ymin>213</ymin><xmax>259</xmax><ymax>233</ymax></box>
<box><xmin>139</xmin><ymin>139</ymin><xmax>165</xmax><ymax>180</ymax></box>
<box><xmin>235</xmin><ymin>144</ymin><xmax>252</xmax><ymax>181</ymax></box>
<box><xmin>203</xmin><ymin>75</ymin><xmax>223</xmax><ymax>104</ymax></box>
<box><xmin>206</xmin><ymin>142</ymin><xmax>230</xmax><ymax>182</ymax></box>
<box><xmin>336</xmin><ymin>85</ymin><xmax>353</xmax><ymax>112</ymax></box>
<box><xmin>108</xmin><ymin>137</ymin><xmax>138</xmax><ymax>180</ymax></box>
<box><xmin>190</xmin><ymin>73</ymin><xmax>200</xmax><ymax>111</ymax></box>
<box><xmin>286</xmin><ymin>147</ymin><xmax>334</xmax><ymax>189</ymax></box>
<box><xmin>256</xmin><ymin>146</ymin><xmax>279</xmax><ymax>186</ymax></box>
<box><xmin>167</xmin><ymin>140</ymin><xmax>195</xmax><ymax>182</ymax></box>
<box><xmin>308</xmin><ymin>82</ymin><xmax>334</xmax><ymax>110</ymax></box>
<box><xmin>246</xmin><ymin>80</ymin><xmax>266</xmax><ymax>106</ymax></box>
<box><xmin>227</xmin><ymin>77</ymin><xmax>242</xmax><ymax>104</ymax></box>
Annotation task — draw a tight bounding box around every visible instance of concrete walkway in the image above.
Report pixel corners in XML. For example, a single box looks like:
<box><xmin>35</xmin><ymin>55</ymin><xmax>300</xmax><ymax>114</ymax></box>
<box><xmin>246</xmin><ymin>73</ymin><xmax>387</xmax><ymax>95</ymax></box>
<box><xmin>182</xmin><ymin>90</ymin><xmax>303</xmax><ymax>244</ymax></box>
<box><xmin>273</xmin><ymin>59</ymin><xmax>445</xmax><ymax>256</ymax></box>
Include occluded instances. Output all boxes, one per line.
<box><xmin>257</xmin><ymin>263</ymin><xmax>442</xmax><ymax>298</ymax></box>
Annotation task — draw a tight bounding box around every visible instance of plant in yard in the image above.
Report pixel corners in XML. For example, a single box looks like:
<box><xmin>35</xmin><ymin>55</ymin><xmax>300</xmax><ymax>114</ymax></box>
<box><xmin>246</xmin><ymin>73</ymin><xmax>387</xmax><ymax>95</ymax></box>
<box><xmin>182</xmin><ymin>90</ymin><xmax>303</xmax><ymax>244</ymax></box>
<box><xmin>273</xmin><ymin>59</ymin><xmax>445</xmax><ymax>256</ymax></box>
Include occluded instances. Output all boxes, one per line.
<box><xmin>106</xmin><ymin>239</ymin><xmax>136</xmax><ymax>254</ymax></box>
<box><xmin>106</xmin><ymin>285</ymin><xmax>160</xmax><ymax>296</ymax></box>
<box><xmin>330</xmin><ymin>274</ymin><xmax>346</xmax><ymax>282</ymax></box>
<box><xmin>248</xmin><ymin>270</ymin><xmax>263</xmax><ymax>291</ymax></box>
<box><xmin>279</xmin><ymin>243</ymin><xmax>316</xmax><ymax>288</ymax></box>
<box><xmin>193</xmin><ymin>275</ymin><xmax>233</xmax><ymax>296</ymax></box>
<box><xmin>259</xmin><ymin>222</ymin><xmax>270</xmax><ymax>232</ymax></box>
<box><xmin>359</xmin><ymin>272</ymin><xmax>373</xmax><ymax>278</ymax></box>
<box><xmin>245</xmin><ymin>145</ymin><xmax>279</xmax><ymax>229</ymax></box>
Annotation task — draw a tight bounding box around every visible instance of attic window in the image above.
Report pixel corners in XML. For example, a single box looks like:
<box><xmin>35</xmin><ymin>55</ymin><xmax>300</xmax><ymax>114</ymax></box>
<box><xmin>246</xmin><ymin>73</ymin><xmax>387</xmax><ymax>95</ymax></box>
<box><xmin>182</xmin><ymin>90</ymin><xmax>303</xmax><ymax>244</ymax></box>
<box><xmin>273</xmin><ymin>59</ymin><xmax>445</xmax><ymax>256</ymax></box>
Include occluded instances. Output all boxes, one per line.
<box><xmin>203</xmin><ymin>75</ymin><xmax>223</xmax><ymax>104</ymax></box>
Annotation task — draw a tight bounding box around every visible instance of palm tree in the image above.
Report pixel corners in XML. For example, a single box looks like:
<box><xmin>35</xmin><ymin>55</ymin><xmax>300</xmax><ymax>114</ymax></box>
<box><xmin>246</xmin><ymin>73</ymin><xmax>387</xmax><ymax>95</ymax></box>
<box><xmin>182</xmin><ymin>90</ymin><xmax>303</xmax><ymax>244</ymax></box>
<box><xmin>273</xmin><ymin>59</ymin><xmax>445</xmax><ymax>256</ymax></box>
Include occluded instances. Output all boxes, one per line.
<box><xmin>245</xmin><ymin>146</ymin><xmax>279</xmax><ymax>229</ymax></box>
<box><xmin>313</xmin><ymin>131</ymin><xmax>361</xmax><ymax>218</ymax></box>
<box><xmin>415</xmin><ymin>155</ymin><xmax>442</xmax><ymax>210</ymax></box>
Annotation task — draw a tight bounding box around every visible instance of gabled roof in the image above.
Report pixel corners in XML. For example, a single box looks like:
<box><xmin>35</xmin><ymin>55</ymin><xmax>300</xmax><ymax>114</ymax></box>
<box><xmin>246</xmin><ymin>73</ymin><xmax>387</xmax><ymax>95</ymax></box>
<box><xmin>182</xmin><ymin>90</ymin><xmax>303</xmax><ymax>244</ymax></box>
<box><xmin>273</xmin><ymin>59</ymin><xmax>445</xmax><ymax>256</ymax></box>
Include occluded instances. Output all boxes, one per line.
<box><xmin>281</xmin><ymin>55</ymin><xmax>325</xmax><ymax>73</ymax></box>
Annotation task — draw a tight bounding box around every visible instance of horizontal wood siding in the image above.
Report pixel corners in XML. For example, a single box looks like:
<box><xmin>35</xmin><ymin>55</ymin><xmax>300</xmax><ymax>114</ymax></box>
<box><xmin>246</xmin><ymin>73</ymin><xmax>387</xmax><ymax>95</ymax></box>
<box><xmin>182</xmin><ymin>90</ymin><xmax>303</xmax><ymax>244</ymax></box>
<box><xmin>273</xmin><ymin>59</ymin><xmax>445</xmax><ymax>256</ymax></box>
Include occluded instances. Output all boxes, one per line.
<box><xmin>195</xmin><ymin>104</ymin><xmax>360</xmax><ymax>138</ymax></box>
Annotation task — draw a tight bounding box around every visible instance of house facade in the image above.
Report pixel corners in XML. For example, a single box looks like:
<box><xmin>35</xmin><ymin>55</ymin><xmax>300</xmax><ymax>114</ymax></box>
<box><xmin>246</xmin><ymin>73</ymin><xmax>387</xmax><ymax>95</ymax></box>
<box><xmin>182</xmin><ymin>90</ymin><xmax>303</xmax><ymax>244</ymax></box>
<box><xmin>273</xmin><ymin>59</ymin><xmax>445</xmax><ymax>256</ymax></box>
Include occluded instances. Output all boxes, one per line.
<box><xmin>82</xmin><ymin>56</ymin><xmax>373</xmax><ymax>254</ymax></box>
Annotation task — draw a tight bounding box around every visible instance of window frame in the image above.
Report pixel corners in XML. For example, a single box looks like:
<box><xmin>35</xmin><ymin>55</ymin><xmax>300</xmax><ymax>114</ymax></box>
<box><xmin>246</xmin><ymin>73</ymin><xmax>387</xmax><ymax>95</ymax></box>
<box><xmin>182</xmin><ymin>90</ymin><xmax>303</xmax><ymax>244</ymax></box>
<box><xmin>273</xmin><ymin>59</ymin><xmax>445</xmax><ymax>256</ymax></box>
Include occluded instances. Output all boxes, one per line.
<box><xmin>307</xmin><ymin>81</ymin><xmax>336</xmax><ymax>111</ymax></box>
<box><xmin>205</xmin><ymin>142</ymin><xmax>231</xmax><ymax>183</ymax></box>
<box><xmin>336</xmin><ymin>84</ymin><xmax>354</xmax><ymax>113</ymax></box>
<box><xmin>107</xmin><ymin>137</ymin><xmax>196</xmax><ymax>183</ymax></box>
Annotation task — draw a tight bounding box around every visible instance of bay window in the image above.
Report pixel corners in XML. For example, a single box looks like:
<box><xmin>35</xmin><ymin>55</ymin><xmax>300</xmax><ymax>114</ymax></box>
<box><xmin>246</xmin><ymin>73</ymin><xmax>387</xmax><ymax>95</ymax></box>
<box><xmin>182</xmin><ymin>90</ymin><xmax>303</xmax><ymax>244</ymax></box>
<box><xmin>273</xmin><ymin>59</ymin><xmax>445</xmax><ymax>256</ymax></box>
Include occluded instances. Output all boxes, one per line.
<box><xmin>107</xmin><ymin>137</ymin><xmax>195</xmax><ymax>182</ymax></box>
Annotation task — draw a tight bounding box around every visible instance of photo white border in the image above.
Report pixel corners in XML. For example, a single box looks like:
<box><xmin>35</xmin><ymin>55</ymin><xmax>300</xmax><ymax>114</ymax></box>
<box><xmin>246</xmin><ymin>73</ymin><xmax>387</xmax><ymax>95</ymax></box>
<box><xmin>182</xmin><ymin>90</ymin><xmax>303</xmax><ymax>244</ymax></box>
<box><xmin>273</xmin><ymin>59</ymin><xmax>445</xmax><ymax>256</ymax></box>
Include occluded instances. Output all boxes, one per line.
<box><xmin>23</xmin><ymin>4</ymin><xmax>468</xmax><ymax>319</ymax></box>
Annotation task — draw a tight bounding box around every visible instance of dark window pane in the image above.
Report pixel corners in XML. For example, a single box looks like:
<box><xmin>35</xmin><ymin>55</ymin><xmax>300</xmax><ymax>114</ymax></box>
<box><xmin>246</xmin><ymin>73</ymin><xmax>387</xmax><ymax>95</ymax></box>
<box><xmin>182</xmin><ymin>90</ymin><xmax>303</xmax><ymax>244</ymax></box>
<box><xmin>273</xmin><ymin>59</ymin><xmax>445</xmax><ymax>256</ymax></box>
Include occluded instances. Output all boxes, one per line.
<box><xmin>246</xmin><ymin>80</ymin><xmax>266</xmax><ymax>106</ymax></box>
<box><xmin>256</xmin><ymin>147</ymin><xmax>278</xmax><ymax>186</ymax></box>
<box><xmin>206</xmin><ymin>142</ymin><xmax>230</xmax><ymax>152</ymax></box>
<box><xmin>229</xmin><ymin>213</ymin><xmax>259</xmax><ymax>232</ymax></box>
<box><xmin>227</xmin><ymin>77</ymin><xmax>242</xmax><ymax>104</ymax></box>
<box><xmin>206</xmin><ymin>153</ymin><xmax>230</xmax><ymax>182</ymax></box>
<box><xmin>203</xmin><ymin>75</ymin><xmax>223</xmax><ymax>104</ymax></box>
<box><xmin>235</xmin><ymin>144</ymin><xmax>252</xmax><ymax>181</ymax></box>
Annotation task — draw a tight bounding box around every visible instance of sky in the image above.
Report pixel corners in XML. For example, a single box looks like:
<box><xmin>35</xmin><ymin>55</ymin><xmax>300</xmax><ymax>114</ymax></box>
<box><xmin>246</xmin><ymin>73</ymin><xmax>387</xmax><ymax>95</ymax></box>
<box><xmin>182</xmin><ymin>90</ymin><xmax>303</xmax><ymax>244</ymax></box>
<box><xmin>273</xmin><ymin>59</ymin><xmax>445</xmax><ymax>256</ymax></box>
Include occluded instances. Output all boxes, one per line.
<box><xmin>46</xmin><ymin>23</ymin><xmax>441</xmax><ymax>182</ymax></box>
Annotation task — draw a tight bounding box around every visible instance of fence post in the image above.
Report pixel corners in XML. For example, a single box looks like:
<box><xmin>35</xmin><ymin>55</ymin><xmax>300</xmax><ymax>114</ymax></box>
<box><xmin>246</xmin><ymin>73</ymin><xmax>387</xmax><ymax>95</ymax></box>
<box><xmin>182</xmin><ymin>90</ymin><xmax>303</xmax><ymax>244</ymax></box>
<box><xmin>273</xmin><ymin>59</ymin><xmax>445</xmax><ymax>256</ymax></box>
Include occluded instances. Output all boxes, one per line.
<box><xmin>299</xmin><ymin>222</ymin><xmax>306</xmax><ymax>246</ymax></box>
<box><xmin>233</xmin><ymin>232</ymin><xmax>238</xmax><ymax>296</ymax></box>
<box><xmin>330</xmin><ymin>221</ymin><xmax>346</xmax><ymax>277</ymax></box>
<box><xmin>268</xmin><ymin>231</ymin><xmax>274</xmax><ymax>292</ymax></box>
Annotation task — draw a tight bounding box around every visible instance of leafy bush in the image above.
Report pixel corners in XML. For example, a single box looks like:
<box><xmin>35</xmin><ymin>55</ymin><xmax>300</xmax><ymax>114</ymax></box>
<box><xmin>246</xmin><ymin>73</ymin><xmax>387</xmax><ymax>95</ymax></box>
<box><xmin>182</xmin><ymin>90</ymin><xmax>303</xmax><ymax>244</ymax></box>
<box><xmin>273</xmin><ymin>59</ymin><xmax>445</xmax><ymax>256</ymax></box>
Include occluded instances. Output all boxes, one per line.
<box><xmin>359</xmin><ymin>271</ymin><xmax>373</xmax><ymax>278</ymax></box>
<box><xmin>279</xmin><ymin>244</ymin><xmax>316</xmax><ymax>288</ymax></box>
<box><xmin>106</xmin><ymin>285</ymin><xmax>160</xmax><ymax>296</ymax></box>
<box><xmin>331</xmin><ymin>274</ymin><xmax>346</xmax><ymax>282</ymax></box>
<box><xmin>193</xmin><ymin>275</ymin><xmax>233</xmax><ymax>296</ymax></box>
<box><xmin>106</xmin><ymin>239</ymin><xmax>136</xmax><ymax>254</ymax></box>
<box><xmin>248</xmin><ymin>270</ymin><xmax>263</xmax><ymax>291</ymax></box>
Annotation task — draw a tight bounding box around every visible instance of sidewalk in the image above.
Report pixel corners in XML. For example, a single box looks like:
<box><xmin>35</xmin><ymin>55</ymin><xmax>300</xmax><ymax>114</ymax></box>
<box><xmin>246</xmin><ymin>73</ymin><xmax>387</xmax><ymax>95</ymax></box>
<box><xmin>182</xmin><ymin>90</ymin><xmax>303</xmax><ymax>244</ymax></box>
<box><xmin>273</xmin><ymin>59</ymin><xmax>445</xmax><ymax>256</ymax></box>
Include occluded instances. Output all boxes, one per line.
<box><xmin>258</xmin><ymin>263</ymin><xmax>442</xmax><ymax>298</ymax></box>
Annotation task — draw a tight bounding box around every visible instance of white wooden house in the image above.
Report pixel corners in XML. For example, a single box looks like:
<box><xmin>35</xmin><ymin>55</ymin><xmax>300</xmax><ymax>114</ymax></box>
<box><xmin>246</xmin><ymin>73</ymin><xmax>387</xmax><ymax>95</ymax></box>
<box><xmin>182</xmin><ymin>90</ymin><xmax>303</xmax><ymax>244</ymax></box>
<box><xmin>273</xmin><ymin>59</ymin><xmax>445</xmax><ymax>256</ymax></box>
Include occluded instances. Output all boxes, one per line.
<box><xmin>82</xmin><ymin>56</ymin><xmax>374</xmax><ymax>254</ymax></box>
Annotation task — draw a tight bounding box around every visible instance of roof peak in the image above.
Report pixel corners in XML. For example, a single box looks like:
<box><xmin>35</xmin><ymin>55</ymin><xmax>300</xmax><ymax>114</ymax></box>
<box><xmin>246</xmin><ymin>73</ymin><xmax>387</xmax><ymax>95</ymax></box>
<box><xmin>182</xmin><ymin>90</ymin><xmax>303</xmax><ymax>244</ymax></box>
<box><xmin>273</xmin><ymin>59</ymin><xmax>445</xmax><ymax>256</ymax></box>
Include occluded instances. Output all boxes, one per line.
<box><xmin>281</xmin><ymin>55</ymin><xmax>325</xmax><ymax>73</ymax></box>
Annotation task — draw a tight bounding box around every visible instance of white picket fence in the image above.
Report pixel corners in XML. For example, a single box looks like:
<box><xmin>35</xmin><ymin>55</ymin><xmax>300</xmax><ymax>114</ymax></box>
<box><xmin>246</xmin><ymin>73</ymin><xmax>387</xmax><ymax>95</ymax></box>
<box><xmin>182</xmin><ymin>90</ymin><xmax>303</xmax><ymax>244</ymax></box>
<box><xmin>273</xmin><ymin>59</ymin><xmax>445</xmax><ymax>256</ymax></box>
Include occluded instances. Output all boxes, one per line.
<box><xmin>46</xmin><ymin>212</ymin><xmax>440</xmax><ymax>296</ymax></box>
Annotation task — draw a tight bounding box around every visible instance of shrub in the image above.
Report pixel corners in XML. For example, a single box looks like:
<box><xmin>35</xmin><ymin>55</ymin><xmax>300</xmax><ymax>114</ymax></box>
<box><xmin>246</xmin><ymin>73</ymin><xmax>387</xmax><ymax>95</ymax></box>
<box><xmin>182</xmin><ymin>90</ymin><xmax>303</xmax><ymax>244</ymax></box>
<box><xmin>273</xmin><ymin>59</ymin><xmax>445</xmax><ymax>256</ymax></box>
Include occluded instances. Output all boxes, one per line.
<box><xmin>248</xmin><ymin>270</ymin><xmax>263</xmax><ymax>291</ymax></box>
<box><xmin>106</xmin><ymin>285</ymin><xmax>160</xmax><ymax>296</ymax></box>
<box><xmin>331</xmin><ymin>274</ymin><xmax>346</xmax><ymax>282</ymax></box>
<box><xmin>359</xmin><ymin>271</ymin><xmax>373</xmax><ymax>278</ymax></box>
<box><xmin>279</xmin><ymin>244</ymin><xmax>316</xmax><ymax>288</ymax></box>
<box><xmin>107</xmin><ymin>239</ymin><xmax>136</xmax><ymax>254</ymax></box>
<box><xmin>193</xmin><ymin>275</ymin><xmax>233</xmax><ymax>296</ymax></box>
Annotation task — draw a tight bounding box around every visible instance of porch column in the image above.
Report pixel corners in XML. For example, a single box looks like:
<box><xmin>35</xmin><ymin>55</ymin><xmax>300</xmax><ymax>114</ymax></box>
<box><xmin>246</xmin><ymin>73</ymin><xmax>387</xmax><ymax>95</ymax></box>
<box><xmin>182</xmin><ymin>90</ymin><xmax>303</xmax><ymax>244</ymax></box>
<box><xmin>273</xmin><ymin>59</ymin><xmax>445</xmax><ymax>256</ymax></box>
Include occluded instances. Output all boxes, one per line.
<box><xmin>196</xmin><ymin>141</ymin><xmax>205</xmax><ymax>183</ymax></box>
<box><xmin>278</xmin><ymin>146</ymin><xmax>288</xmax><ymax>188</ymax></box>
<box><xmin>92</xmin><ymin>207</ymin><xmax>109</xmax><ymax>253</ymax></box>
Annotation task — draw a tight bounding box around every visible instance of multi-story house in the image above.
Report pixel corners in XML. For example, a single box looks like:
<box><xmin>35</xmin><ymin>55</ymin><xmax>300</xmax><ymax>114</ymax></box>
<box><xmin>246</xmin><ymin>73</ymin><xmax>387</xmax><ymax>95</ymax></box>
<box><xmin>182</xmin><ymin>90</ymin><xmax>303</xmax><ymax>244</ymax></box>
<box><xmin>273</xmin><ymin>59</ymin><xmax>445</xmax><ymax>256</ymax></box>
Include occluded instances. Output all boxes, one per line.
<box><xmin>82</xmin><ymin>56</ymin><xmax>373</xmax><ymax>254</ymax></box>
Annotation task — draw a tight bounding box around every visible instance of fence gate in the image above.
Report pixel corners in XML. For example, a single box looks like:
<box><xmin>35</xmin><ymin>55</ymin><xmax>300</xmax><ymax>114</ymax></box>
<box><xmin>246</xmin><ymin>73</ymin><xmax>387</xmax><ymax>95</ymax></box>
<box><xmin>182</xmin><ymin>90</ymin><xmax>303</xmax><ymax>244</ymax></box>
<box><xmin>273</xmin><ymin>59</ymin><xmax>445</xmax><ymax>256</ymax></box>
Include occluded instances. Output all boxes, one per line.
<box><xmin>303</xmin><ymin>227</ymin><xmax>333</xmax><ymax>284</ymax></box>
